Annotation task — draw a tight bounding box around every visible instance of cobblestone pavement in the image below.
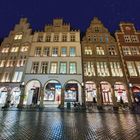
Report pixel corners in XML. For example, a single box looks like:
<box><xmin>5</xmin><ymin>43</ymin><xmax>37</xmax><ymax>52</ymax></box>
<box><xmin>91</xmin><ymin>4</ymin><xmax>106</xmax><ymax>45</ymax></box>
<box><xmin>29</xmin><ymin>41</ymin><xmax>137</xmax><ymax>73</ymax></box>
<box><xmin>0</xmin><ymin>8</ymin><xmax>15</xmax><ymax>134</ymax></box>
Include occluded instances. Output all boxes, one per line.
<box><xmin>0</xmin><ymin>111</ymin><xmax>140</xmax><ymax>140</ymax></box>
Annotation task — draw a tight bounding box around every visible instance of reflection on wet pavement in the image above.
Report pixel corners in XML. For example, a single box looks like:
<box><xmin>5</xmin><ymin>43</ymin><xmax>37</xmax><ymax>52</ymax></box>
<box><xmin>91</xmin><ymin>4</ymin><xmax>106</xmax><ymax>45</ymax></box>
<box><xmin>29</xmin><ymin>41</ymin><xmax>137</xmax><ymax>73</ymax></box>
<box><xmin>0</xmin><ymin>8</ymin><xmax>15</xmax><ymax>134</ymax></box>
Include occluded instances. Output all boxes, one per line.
<box><xmin>0</xmin><ymin>111</ymin><xmax>140</xmax><ymax>140</ymax></box>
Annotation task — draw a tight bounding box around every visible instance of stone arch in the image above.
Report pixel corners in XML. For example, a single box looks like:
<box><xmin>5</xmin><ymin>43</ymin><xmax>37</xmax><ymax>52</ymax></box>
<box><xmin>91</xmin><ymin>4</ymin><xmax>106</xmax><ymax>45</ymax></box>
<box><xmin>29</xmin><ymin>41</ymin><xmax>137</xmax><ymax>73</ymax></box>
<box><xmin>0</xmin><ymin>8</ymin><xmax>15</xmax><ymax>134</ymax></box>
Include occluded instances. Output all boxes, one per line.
<box><xmin>24</xmin><ymin>79</ymin><xmax>41</xmax><ymax>105</ymax></box>
<box><xmin>64</xmin><ymin>80</ymin><xmax>82</xmax><ymax>104</ymax></box>
<box><xmin>85</xmin><ymin>81</ymin><xmax>97</xmax><ymax>102</ymax></box>
<box><xmin>0</xmin><ymin>87</ymin><xmax>8</xmax><ymax>106</ymax></box>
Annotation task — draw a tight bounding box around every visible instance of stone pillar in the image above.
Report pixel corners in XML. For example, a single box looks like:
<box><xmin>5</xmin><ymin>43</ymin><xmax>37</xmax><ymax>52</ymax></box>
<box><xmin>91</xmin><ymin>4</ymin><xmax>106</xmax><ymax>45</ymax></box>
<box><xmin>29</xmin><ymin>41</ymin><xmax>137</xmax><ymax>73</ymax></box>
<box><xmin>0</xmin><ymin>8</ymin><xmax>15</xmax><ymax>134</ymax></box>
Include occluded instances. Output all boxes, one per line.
<box><xmin>4</xmin><ymin>88</ymin><xmax>12</xmax><ymax>108</ymax></box>
<box><xmin>111</xmin><ymin>85</ymin><xmax>118</xmax><ymax>107</ymax></box>
<box><xmin>81</xmin><ymin>84</ymin><xmax>86</xmax><ymax>106</ymax></box>
<box><xmin>127</xmin><ymin>86</ymin><xmax>133</xmax><ymax>108</ymax></box>
<box><xmin>39</xmin><ymin>87</ymin><xmax>44</xmax><ymax>108</ymax></box>
<box><xmin>17</xmin><ymin>85</ymin><xmax>25</xmax><ymax>108</ymax></box>
<box><xmin>96</xmin><ymin>85</ymin><xmax>102</xmax><ymax>109</ymax></box>
<box><xmin>60</xmin><ymin>88</ymin><xmax>64</xmax><ymax>108</ymax></box>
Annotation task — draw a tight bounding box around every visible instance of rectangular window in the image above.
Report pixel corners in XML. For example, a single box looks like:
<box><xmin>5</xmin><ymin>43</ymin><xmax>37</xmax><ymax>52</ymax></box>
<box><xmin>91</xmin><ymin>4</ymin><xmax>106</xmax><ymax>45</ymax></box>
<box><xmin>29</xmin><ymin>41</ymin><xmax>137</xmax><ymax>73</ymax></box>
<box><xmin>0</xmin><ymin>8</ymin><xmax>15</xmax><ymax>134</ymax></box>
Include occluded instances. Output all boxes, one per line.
<box><xmin>122</xmin><ymin>46</ymin><xmax>131</xmax><ymax>55</ymax></box>
<box><xmin>12</xmin><ymin>71</ymin><xmax>23</xmax><ymax>82</ymax></box>
<box><xmin>52</xmin><ymin>48</ymin><xmax>58</xmax><ymax>56</ymax></box>
<box><xmin>20</xmin><ymin>46</ymin><xmax>29</xmax><ymax>52</ymax></box>
<box><xmin>31</xmin><ymin>62</ymin><xmax>39</xmax><ymax>73</ymax></box>
<box><xmin>11</xmin><ymin>47</ymin><xmax>19</xmax><ymax>52</ymax></box>
<box><xmin>70</xmin><ymin>35</ymin><xmax>75</xmax><ymax>42</ymax></box>
<box><xmin>124</xmin><ymin>35</ymin><xmax>131</xmax><ymax>43</ymax></box>
<box><xmin>126</xmin><ymin>61</ymin><xmax>137</xmax><ymax>76</ymax></box>
<box><xmin>54</xmin><ymin>35</ymin><xmax>59</xmax><ymax>42</ymax></box>
<box><xmin>1</xmin><ymin>48</ymin><xmax>9</xmax><ymax>53</ymax></box>
<box><xmin>135</xmin><ymin>62</ymin><xmax>140</xmax><ymax>76</ymax></box>
<box><xmin>43</xmin><ymin>47</ymin><xmax>50</xmax><ymax>56</ymax></box>
<box><xmin>96</xmin><ymin>46</ymin><xmax>104</xmax><ymax>55</ymax></box>
<box><xmin>41</xmin><ymin>62</ymin><xmax>48</xmax><ymax>74</ymax></box>
<box><xmin>35</xmin><ymin>47</ymin><xmax>41</xmax><ymax>56</ymax></box>
<box><xmin>70</xmin><ymin>62</ymin><xmax>76</xmax><ymax>74</ymax></box>
<box><xmin>50</xmin><ymin>62</ymin><xmax>57</xmax><ymax>74</ymax></box>
<box><xmin>0</xmin><ymin>60</ymin><xmax>5</xmax><ymax>67</ymax></box>
<box><xmin>110</xmin><ymin>62</ymin><xmax>123</xmax><ymax>77</ymax></box>
<box><xmin>84</xmin><ymin>62</ymin><xmax>95</xmax><ymax>76</ymax></box>
<box><xmin>17</xmin><ymin>56</ymin><xmax>26</xmax><ymax>67</ymax></box>
<box><xmin>1</xmin><ymin>72</ymin><xmax>10</xmax><ymax>82</ymax></box>
<box><xmin>14</xmin><ymin>34</ymin><xmax>23</xmax><ymax>40</ymax></box>
<box><xmin>60</xmin><ymin>62</ymin><xmax>67</xmax><ymax>74</ymax></box>
<box><xmin>46</xmin><ymin>35</ymin><xmax>51</xmax><ymax>42</ymax></box>
<box><xmin>62</xmin><ymin>35</ymin><xmax>67</xmax><ymax>42</ymax></box>
<box><xmin>38</xmin><ymin>35</ymin><xmax>43</xmax><ymax>42</ymax></box>
<box><xmin>131</xmin><ymin>35</ymin><xmax>139</xmax><ymax>43</ymax></box>
<box><xmin>61</xmin><ymin>47</ymin><xmax>67</xmax><ymax>56</ymax></box>
<box><xmin>108</xmin><ymin>45</ymin><xmax>117</xmax><ymax>55</ymax></box>
<box><xmin>84</xmin><ymin>47</ymin><xmax>92</xmax><ymax>55</ymax></box>
<box><xmin>97</xmin><ymin>62</ymin><xmax>110</xmax><ymax>76</ymax></box>
<box><xmin>131</xmin><ymin>47</ymin><xmax>139</xmax><ymax>55</ymax></box>
<box><xmin>70</xmin><ymin>47</ymin><xmax>76</xmax><ymax>56</ymax></box>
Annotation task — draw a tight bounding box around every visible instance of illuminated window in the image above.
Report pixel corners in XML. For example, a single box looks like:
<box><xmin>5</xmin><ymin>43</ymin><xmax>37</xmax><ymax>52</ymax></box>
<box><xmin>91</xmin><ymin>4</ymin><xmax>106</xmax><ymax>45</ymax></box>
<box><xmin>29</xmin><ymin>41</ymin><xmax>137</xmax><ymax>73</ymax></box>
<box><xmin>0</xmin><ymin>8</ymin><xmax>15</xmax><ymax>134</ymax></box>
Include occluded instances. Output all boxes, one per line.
<box><xmin>46</xmin><ymin>35</ymin><xmax>51</xmax><ymax>42</ymax></box>
<box><xmin>62</xmin><ymin>35</ymin><xmax>67</xmax><ymax>42</ymax></box>
<box><xmin>84</xmin><ymin>62</ymin><xmax>95</xmax><ymax>76</ymax></box>
<box><xmin>31</xmin><ymin>62</ymin><xmax>39</xmax><ymax>73</ymax></box>
<box><xmin>70</xmin><ymin>35</ymin><xmax>75</xmax><ymax>42</ymax></box>
<box><xmin>61</xmin><ymin>47</ymin><xmax>67</xmax><ymax>56</ymax></box>
<box><xmin>14</xmin><ymin>34</ymin><xmax>22</xmax><ymax>40</ymax></box>
<box><xmin>17</xmin><ymin>56</ymin><xmax>26</xmax><ymax>67</ymax></box>
<box><xmin>131</xmin><ymin>35</ymin><xmax>139</xmax><ymax>43</ymax></box>
<box><xmin>0</xmin><ymin>60</ymin><xmax>5</xmax><ymax>67</ymax></box>
<box><xmin>11</xmin><ymin>47</ymin><xmax>19</xmax><ymax>52</ymax></box>
<box><xmin>96</xmin><ymin>46</ymin><xmax>104</xmax><ymax>55</ymax></box>
<box><xmin>124</xmin><ymin>35</ymin><xmax>131</xmax><ymax>43</ymax></box>
<box><xmin>97</xmin><ymin>62</ymin><xmax>110</xmax><ymax>76</ymax></box>
<box><xmin>110</xmin><ymin>62</ymin><xmax>123</xmax><ymax>77</ymax></box>
<box><xmin>1</xmin><ymin>48</ymin><xmax>9</xmax><ymax>53</ymax></box>
<box><xmin>20</xmin><ymin>46</ymin><xmax>28</xmax><ymax>52</ymax></box>
<box><xmin>35</xmin><ymin>47</ymin><xmax>41</xmax><ymax>56</ymax></box>
<box><xmin>94</xmin><ymin>27</ymin><xmax>99</xmax><ymax>32</ymax></box>
<box><xmin>70</xmin><ymin>62</ymin><xmax>76</xmax><ymax>74</ymax></box>
<box><xmin>84</xmin><ymin>47</ymin><xmax>92</xmax><ymax>55</ymax></box>
<box><xmin>126</xmin><ymin>61</ymin><xmax>137</xmax><ymax>76</ymax></box>
<box><xmin>41</xmin><ymin>62</ymin><xmax>48</xmax><ymax>74</ymax></box>
<box><xmin>50</xmin><ymin>62</ymin><xmax>57</xmax><ymax>74</ymax></box>
<box><xmin>60</xmin><ymin>62</ymin><xmax>67</xmax><ymax>74</ymax></box>
<box><xmin>1</xmin><ymin>72</ymin><xmax>10</xmax><ymax>82</ymax></box>
<box><xmin>108</xmin><ymin>45</ymin><xmax>117</xmax><ymax>55</ymax></box>
<box><xmin>131</xmin><ymin>47</ymin><xmax>139</xmax><ymax>55</ymax></box>
<box><xmin>122</xmin><ymin>47</ymin><xmax>131</xmax><ymax>55</ymax></box>
<box><xmin>43</xmin><ymin>47</ymin><xmax>50</xmax><ymax>56</ymax></box>
<box><xmin>70</xmin><ymin>47</ymin><xmax>76</xmax><ymax>56</ymax></box>
<box><xmin>52</xmin><ymin>48</ymin><xmax>58</xmax><ymax>56</ymax></box>
<box><xmin>135</xmin><ymin>62</ymin><xmax>140</xmax><ymax>76</ymax></box>
<box><xmin>12</xmin><ymin>71</ymin><xmax>23</xmax><ymax>82</ymax></box>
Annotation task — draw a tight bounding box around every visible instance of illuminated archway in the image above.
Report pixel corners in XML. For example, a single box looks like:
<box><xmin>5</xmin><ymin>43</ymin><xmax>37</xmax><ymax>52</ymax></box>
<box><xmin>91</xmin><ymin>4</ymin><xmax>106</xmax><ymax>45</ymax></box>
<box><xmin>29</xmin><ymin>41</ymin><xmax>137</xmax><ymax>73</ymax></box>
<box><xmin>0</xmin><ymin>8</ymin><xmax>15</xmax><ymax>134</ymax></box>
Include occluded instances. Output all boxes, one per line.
<box><xmin>44</xmin><ymin>80</ymin><xmax>61</xmax><ymax>107</ymax></box>
<box><xmin>24</xmin><ymin>80</ymin><xmax>41</xmax><ymax>105</ymax></box>
<box><xmin>114</xmin><ymin>82</ymin><xmax>128</xmax><ymax>103</ymax></box>
<box><xmin>85</xmin><ymin>81</ymin><xmax>97</xmax><ymax>102</ymax></box>
<box><xmin>0</xmin><ymin>87</ymin><xmax>7</xmax><ymax>106</ymax></box>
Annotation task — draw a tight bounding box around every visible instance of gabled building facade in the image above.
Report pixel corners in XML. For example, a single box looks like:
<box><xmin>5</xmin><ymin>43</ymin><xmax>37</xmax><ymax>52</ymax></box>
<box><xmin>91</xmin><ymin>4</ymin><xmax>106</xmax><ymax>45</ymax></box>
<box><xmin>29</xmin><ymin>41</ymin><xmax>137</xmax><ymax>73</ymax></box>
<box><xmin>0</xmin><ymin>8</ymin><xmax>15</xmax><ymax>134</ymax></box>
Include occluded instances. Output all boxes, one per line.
<box><xmin>0</xmin><ymin>18</ymin><xmax>32</xmax><ymax>107</ymax></box>
<box><xmin>82</xmin><ymin>17</ymin><xmax>131</xmax><ymax>107</ymax></box>
<box><xmin>22</xmin><ymin>19</ymin><xmax>83</xmax><ymax>108</ymax></box>
<box><xmin>115</xmin><ymin>23</ymin><xmax>140</xmax><ymax>103</ymax></box>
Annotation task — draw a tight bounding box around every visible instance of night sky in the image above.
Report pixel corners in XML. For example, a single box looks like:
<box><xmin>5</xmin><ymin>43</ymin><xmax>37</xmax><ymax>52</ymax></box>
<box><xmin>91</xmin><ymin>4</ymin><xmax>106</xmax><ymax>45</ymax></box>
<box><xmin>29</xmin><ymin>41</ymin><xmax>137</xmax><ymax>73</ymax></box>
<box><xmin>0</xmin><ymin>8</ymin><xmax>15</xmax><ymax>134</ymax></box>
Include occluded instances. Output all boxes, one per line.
<box><xmin>0</xmin><ymin>0</ymin><xmax>140</xmax><ymax>39</ymax></box>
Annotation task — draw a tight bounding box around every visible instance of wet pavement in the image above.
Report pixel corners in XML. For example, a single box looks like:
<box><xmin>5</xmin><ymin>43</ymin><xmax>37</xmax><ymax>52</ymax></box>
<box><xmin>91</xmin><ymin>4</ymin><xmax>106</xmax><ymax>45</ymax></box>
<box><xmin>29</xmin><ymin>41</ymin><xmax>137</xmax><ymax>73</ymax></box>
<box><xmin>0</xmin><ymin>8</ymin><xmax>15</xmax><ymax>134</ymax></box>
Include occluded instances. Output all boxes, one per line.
<box><xmin>0</xmin><ymin>111</ymin><xmax>140</xmax><ymax>140</ymax></box>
